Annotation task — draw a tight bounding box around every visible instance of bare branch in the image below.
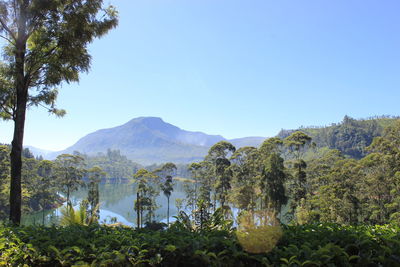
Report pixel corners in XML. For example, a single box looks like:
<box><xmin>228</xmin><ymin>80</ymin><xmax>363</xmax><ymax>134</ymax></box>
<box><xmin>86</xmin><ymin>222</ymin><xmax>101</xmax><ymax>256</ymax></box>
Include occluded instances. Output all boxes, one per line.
<box><xmin>36</xmin><ymin>102</ymin><xmax>55</xmax><ymax>113</ymax></box>
<box><xmin>0</xmin><ymin>17</ymin><xmax>16</xmax><ymax>41</ymax></box>
<box><xmin>0</xmin><ymin>34</ymin><xmax>14</xmax><ymax>44</ymax></box>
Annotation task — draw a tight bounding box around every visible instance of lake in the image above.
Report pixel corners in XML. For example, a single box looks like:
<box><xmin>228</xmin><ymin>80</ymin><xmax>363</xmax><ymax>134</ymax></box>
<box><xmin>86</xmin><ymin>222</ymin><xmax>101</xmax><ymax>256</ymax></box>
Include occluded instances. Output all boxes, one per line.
<box><xmin>22</xmin><ymin>180</ymin><xmax>189</xmax><ymax>227</ymax></box>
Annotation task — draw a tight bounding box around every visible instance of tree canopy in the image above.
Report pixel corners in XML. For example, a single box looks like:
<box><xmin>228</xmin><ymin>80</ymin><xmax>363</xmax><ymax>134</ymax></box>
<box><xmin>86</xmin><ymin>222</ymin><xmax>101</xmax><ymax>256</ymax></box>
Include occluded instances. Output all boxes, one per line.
<box><xmin>0</xmin><ymin>0</ymin><xmax>118</xmax><ymax>224</ymax></box>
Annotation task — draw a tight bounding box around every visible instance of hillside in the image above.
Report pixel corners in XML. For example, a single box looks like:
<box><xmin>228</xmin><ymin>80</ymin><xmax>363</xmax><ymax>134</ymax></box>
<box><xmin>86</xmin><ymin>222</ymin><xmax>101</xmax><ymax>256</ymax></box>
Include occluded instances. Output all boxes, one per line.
<box><xmin>43</xmin><ymin>117</ymin><xmax>265</xmax><ymax>164</ymax></box>
<box><xmin>29</xmin><ymin>116</ymin><xmax>400</xmax><ymax>164</ymax></box>
<box><xmin>278</xmin><ymin>116</ymin><xmax>399</xmax><ymax>159</ymax></box>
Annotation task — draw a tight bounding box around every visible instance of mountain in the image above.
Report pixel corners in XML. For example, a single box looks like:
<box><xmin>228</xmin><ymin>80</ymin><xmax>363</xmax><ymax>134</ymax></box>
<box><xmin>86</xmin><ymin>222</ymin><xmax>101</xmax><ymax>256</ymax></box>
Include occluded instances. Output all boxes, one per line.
<box><xmin>43</xmin><ymin>117</ymin><xmax>265</xmax><ymax>164</ymax></box>
<box><xmin>28</xmin><ymin>115</ymin><xmax>400</xmax><ymax>164</ymax></box>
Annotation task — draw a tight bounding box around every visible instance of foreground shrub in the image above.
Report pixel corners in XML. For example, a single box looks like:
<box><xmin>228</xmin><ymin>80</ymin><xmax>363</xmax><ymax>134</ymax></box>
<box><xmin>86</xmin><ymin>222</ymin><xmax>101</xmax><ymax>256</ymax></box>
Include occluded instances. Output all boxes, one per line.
<box><xmin>0</xmin><ymin>223</ymin><xmax>399</xmax><ymax>266</ymax></box>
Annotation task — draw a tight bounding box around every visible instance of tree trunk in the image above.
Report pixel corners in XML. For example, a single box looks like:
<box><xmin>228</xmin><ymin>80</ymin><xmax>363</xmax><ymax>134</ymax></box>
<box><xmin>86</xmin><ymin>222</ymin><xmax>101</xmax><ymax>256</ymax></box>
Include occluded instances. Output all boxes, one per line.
<box><xmin>42</xmin><ymin>199</ymin><xmax>46</xmax><ymax>225</ymax></box>
<box><xmin>167</xmin><ymin>196</ymin><xmax>170</xmax><ymax>225</ymax></box>
<box><xmin>9</xmin><ymin>54</ymin><xmax>28</xmax><ymax>225</ymax></box>
<box><xmin>9</xmin><ymin>0</ymin><xmax>28</xmax><ymax>226</ymax></box>
<box><xmin>140</xmin><ymin>210</ymin><xmax>143</xmax><ymax>228</ymax></box>
<box><xmin>136</xmin><ymin>192</ymin><xmax>140</xmax><ymax>229</ymax></box>
<box><xmin>9</xmin><ymin>110</ymin><xmax>25</xmax><ymax>224</ymax></box>
<box><xmin>67</xmin><ymin>186</ymin><xmax>70</xmax><ymax>205</ymax></box>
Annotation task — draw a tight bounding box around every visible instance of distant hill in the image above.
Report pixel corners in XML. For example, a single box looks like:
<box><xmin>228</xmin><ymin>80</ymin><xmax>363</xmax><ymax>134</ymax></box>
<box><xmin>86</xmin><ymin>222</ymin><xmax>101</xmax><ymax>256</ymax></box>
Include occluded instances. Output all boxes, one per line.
<box><xmin>277</xmin><ymin>116</ymin><xmax>399</xmax><ymax>159</ymax></box>
<box><xmin>29</xmin><ymin>115</ymin><xmax>399</xmax><ymax>164</ymax></box>
<box><xmin>40</xmin><ymin>117</ymin><xmax>266</xmax><ymax>164</ymax></box>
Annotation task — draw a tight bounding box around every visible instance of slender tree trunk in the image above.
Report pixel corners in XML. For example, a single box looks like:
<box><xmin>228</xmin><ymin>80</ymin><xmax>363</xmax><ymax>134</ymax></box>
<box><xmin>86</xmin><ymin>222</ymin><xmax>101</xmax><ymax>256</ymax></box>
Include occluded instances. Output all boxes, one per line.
<box><xmin>136</xmin><ymin>192</ymin><xmax>140</xmax><ymax>229</ymax></box>
<box><xmin>194</xmin><ymin>179</ymin><xmax>198</xmax><ymax>210</ymax></box>
<box><xmin>167</xmin><ymin>196</ymin><xmax>170</xmax><ymax>225</ymax></box>
<box><xmin>140</xmin><ymin>210</ymin><xmax>143</xmax><ymax>228</ymax></box>
<box><xmin>42</xmin><ymin>199</ymin><xmax>46</xmax><ymax>225</ymax></box>
<box><xmin>10</xmin><ymin>2</ymin><xmax>28</xmax><ymax>225</ymax></box>
<box><xmin>67</xmin><ymin>186</ymin><xmax>70</xmax><ymax>205</ymax></box>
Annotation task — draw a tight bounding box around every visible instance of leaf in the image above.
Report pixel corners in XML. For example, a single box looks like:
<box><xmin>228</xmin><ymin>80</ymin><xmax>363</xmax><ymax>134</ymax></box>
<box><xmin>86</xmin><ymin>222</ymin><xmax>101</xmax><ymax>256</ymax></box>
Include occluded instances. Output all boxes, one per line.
<box><xmin>280</xmin><ymin>258</ymin><xmax>289</xmax><ymax>264</ymax></box>
<box><xmin>164</xmin><ymin>245</ymin><xmax>176</xmax><ymax>252</ymax></box>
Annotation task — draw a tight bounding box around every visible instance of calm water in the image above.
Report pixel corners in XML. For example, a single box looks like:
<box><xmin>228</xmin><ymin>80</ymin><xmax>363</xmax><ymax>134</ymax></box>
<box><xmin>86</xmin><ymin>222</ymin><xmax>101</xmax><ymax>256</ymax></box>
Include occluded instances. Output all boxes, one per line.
<box><xmin>22</xmin><ymin>180</ymin><xmax>189</xmax><ymax>227</ymax></box>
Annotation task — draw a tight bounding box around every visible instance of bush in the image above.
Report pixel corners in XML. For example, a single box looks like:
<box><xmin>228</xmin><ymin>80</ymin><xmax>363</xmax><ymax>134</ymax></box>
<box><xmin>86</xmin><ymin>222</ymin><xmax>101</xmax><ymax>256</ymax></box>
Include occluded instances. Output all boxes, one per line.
<box><xmin>0</xmin><ymin>223</ymin><xmax>399</xmax><ymax>266</ymax></box>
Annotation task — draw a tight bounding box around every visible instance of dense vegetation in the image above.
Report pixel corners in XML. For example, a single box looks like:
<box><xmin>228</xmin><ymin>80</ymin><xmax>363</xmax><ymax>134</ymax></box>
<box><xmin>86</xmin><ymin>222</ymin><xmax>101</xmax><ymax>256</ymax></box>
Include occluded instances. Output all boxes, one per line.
<box><xmin>0</xmin><ymin>145</ymin><xmax>62</xmax><ymax>220</ymax></box>
<box><xmin>61</xmin><ymin>149</ymin><xmax>190</xmax><ymax>181</ymax></box>
<box><xmin>0</xmin><ymin>119</ymin><xmax>398</xmax><ymax>265</ymax></box>
<box><xmin>278</xmin><ymin>115</ymin><xmax>399</xmax><ymax>159</ymax></box>
<box><xmin>0</xmin><ymin>0</ymin><xmax>118</xmax><ymax>225</ymax></box>
<box><xmin>0</xmin><ymin>146</ymin><xmax>189</xmax><ymax>222</ymax></box>
<box><xmin>0</xmin><ymin>1</ymin><xmax>397</xmax><ymax>265</ymax></box>
<box><xmin>0</xmin><ymin>148</ymin><xmax>107</xmax><ymax>222</ymax></box>
<box><xmin>0</xmin><ymin>222</ymin><xmax>398</xmax><ymax>266</ymax></box>
<box><xmin>160</xmin><ymin>119</ymin><xmax>400</xmax><ymax>227</ymax></box>
<box><xmin>1</xmin><ymin>117</ymin><xmax>400</xmax><ymax>266</ymax></box>
<box><xmin>78</xmin><ymin>150</ymin><xmax>142</xmax><ymax>182</ymax></box>
<box><xmin>1</xmin><ymin>117</ymin><xmax>399</xmax><ymax>227</ymax></box>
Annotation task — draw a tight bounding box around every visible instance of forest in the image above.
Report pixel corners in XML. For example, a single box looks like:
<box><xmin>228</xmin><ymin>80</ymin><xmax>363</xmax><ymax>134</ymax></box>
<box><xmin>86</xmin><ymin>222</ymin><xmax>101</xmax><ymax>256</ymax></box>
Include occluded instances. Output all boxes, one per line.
<box><xmin>0</xmin><ymin>117</ymin><xmax>400</xmax><ymax>265</ymax></box>
<box><xmin>132</xmin><ymin>117</ymin><xmax>400</xmax><ymax>227</ymax></box>
<box><xmin>0</xmin><ymin>0</ymin><xmax>399</xmax><ymax>266</ymax></box>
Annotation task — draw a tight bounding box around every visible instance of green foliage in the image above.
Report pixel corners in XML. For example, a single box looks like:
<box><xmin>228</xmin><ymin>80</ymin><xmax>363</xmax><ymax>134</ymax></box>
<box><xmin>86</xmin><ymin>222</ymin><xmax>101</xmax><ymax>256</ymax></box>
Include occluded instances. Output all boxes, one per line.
<box><xmin>275</xmin><ymin>224</ymin><xmax>400</xmax><ymax>266</ymax></box>
<box><xmin>284</xmin><ymin>132</ymin><xmax>313</xmax><ymax>219</ymax></box>
<box><xmin>284</xmin><ymin>131</ymin><xmax>313</xmax><ymax>160</ymax></box>
<box><xmin>55</xmin><ymin>154</ymin><xmax>86</xmax><ymax>205</ymax></box>
<box><xmin>80</xmin><ymin>149</ymin><xmax>142</xmax><ymax>181</ymax></box>
<box><xmin>229</xmin><ymin>146</ymin><xmax>259</xmax><ymax>212</ymax></box>
<box><xmin>0</xmin><ymin>0</ymin><xmax>118</xmax><ymax>224</ymax></box>
<box><xmin>184</xmin><ymin>120</ymin><xmax>400</xmax><ymax>227</ymax></box>
<box><xmin>279</xmin><ymin>116</ymin><xmax>397</xmax><ymax>159</ymax></box>
<box><xmin>86</xmin><ymin>166</ymin><xmax>105</xmax><ymax>219</ymax></box>
<box><xmin>0</xmin><ymin>145</ymin><xmax>10</xmax><ymax>217</ymax></box>
<box><xmin>0</xmin><ymin>146</ymin><xmax>62</xmax><ymax>221</ymax></box>
<box><xmin>59</xmin><ymin>202</ymin><xmax>98</xmax><ymax>227</ymax></box>
<box><xmin>260</xmin><ymin>152</ymin><xmax>287</xmax><ymax>216</ymax></box>
<box><xmin>206</xmin><ymin>141</ymin><xmax>236</xmax><ymax>210</ymax></box>
<box><xmin>303</xmin><ymin>121</ymin><xmax>400</xmax><ymax>225</ymax></box>
<box><xmin>133</xmin><ymin>169</ymin><xmax>159</xmax><ymax>228</ymax></box>
<box><xmin>0</xmin><ymin>223</ymin><xmax>398</xmax><ymax>266</ymax></box>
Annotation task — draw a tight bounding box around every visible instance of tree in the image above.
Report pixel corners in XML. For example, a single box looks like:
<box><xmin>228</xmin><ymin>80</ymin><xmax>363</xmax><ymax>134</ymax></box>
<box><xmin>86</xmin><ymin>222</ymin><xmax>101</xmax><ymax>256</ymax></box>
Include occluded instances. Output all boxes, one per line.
<box><xmin>284</xmin><ymin>131</ymin><xmax>313</xmax><ymax>216</ymax></box>
<box><xmin>229</xmin><ymin>146</ymin><xmax>259</xmax><ymax>212</ymax></box>
<box><xmin>259</xmin><ymin>137</ymin><xmax>283</xmax><ymax>156</ymax></box>
<box><xmin>187</xmin><ymin>162</ymin><xmax>202</xmax><ymax>212</ymax></box>
<box><xmin>261</xmin><ymin>153</ymin><xmax>287</xmax><ymax>219</ymax></box>
<box><xmin>156</xmin><ymin>162</ymin><xmax>176</xmax><ymax>225</ymax></box>
<box><xmin>308</xmin><ymin>158</ymin><xmax>361</xmax><ymax>224</ymax></box>
<box><xmin>359</xmin><ymin>122</ymin><xmax>400</xmax><ymax>224</ymax></box>
<box><xmin>206</xmin><ymin>141</ymin><xmax>236</xmax><ymax>210</ymax></box>
<box><xmin>36</xmin><ymin>160</ymin><xmax>56</xmax><ymax>225</ymax></box>
<box><xmin>284</xmin><ymin>131</ymin><xmax>313</xmax><ymax>160</ymax></box>
<box><xmin>162</xmin><ymin>176</ymin><xmax>173</xmax><ymax>225</ymax></box>
<box><xmin>87</xmin><ymin>166</ymin><xmax>105</xmax><ymax>219</ymax></box>
<box><xmin>55</xmin><ymin>154</ymin><xmax>85</xmax><ymax>206</ymax></box>
<box><xmin>191</xmin><ymin>161</ymin><xmax>213</xmax><ymax>217</ymax></box>
<box><xmin>0</xmin><ymin>145</ymin><xmax>10</xmax><ymax>219</ymax></box>
<box><xmin>133</xmin><ymin>169</ymin><xmax>157</xmax><ymax>228</ymax></box>
<box><xmin>0</xmin><ymin>0</ymin><xmax>118</xmax><ymax>224</ymax></box>
<box><xmin>21</xmin><ymin>156</ymin><xmax>38</xmax><ymax>213</ymax></box>
<box><xmin>175</xmin><ymin>198</ymin><xmax>184</xmax><ymax>213</ymax></box>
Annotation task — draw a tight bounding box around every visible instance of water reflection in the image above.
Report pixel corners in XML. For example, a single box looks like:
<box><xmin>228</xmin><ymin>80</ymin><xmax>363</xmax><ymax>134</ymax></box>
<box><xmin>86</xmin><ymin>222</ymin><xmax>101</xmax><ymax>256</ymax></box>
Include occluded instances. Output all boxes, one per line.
<box><xmin>22</xmin><ymin>181</ymin><xmax>188</xmax><ymax>226</ymax></box>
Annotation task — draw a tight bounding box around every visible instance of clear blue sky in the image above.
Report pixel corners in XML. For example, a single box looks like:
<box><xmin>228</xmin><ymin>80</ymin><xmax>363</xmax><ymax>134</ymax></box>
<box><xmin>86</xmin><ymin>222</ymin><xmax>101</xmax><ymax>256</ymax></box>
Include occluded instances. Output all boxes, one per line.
<box><xmin>1</xmin><ymin>0</ymin><xmax>399</xmax><ymax>151</ymax></box>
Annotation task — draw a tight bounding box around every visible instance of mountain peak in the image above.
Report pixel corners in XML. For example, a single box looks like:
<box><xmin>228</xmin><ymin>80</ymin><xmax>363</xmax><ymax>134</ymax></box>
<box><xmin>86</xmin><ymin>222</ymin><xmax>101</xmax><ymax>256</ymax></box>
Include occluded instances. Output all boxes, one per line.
<box><xmin>127</xmin><ymin>116</ymin><xmax>165</xmax><ymax>126</ymax></box>
<box><xmin>44</xmin><ymin>117</ymin><xmax>265</xmax><ymax>164</ymax></box>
